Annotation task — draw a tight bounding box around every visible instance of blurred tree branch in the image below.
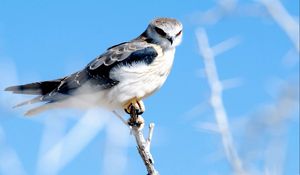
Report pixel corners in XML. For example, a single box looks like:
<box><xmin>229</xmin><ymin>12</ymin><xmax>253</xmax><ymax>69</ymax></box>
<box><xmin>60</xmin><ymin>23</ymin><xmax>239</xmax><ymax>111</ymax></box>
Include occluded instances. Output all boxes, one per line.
<box><xmin>196</xmin><ymin>28</ymin><xmax>248</xmax><ymax>175</ymax></box>
<box><xmin>259</xmin><ymin>0</ymin><xmax>299</xmax><ymax>52</ymax></box>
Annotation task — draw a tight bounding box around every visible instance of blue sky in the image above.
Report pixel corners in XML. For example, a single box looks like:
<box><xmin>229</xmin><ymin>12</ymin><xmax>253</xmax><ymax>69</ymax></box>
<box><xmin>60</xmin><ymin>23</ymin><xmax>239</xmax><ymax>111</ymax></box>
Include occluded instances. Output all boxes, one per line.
<box><xmin>0</xmin><ymin>0</ymin><xmax>299</xmax><ymax>175</ymax></box>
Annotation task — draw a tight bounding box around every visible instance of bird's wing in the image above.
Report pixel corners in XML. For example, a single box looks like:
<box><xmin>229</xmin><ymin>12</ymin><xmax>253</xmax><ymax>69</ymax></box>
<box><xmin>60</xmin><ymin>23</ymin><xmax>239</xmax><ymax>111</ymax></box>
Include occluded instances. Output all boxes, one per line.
<box><xmin>6</xmin><ymin>41</ymin><xmax>160</xmax><ymax>108</ymax></box>
<box><xmin>87</xmin><ymin>41</ymin><xmax>158</xmax><ymax>70</ymax></box>
<box><xmin>42</xmin><ymin>41</ymin><xmax>159</xmax><ymax>102</ymax></box>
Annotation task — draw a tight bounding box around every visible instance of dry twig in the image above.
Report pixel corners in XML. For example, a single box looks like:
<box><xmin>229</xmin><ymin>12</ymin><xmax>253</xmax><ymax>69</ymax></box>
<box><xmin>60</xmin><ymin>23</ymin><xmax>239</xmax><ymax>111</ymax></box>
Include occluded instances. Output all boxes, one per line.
<box><xmin>113</xmin><ymin>109</ymin><xmax>159</xmax><ymax>175</ymax></box>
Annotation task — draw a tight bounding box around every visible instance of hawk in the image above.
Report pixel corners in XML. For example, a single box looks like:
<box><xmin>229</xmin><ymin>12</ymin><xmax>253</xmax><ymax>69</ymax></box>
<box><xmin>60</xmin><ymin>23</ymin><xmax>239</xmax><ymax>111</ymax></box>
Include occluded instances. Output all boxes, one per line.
<box><xmin>5</xmin><ymin>17</ymin><xmax>183</xmax><ymax>116</ymax></box>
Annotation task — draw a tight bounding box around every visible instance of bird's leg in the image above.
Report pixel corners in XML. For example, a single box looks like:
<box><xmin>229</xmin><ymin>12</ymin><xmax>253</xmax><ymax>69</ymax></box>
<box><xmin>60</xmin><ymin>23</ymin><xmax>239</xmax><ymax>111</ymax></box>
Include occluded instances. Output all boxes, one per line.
<box><xmin>123</xmin><ymin>98</ymin><xmax>145</xmax><ymax>129</ymax></box>
<box><xmin>127</xmin><ymin>105</ymin><xmax>145</xmax><ymax>129</ymax></box>
<box><xmin>123</xmin><ymin>98</ymin><xmax>145</xmax><ymax>115</ymax></box>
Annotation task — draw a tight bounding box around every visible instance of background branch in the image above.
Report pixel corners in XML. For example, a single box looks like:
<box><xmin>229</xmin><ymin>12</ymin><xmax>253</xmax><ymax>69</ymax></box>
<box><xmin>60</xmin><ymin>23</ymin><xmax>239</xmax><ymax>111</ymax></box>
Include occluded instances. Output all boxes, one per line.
<box><xmin>259</xmin><ymin>0</ymin><xmax>299</xmax><ymax>52</ymax></box>
<box><xmin>196</xmin><ymin>28</ymin><xmax>247</xmax><ymax>175</ymax></box>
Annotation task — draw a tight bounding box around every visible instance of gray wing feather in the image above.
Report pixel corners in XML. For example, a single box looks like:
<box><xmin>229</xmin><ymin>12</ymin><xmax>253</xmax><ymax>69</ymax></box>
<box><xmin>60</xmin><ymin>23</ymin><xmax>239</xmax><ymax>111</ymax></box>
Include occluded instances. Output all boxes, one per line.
<box><xmin>89</xmin><ymin>42</ymin><xmax>149</xmax><ymax>70</ymax></box>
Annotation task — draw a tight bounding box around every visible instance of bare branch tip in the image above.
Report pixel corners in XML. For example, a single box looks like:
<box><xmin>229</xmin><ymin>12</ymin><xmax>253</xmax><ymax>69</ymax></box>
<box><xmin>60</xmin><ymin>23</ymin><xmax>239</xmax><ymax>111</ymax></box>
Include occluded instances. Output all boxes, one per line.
<box><xmin>149</xmin><ymin>122</ymin><xmax>155</xmax><ymax>128</ymax></box>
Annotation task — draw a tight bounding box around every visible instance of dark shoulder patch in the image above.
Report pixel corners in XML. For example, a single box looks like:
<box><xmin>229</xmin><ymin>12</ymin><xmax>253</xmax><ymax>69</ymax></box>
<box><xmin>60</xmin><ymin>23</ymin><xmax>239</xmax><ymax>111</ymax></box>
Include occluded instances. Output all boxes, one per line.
<box><xmin>122</xmin><ymin>46</ymin><xmax>158</xmax><ymax>65</ymax></box>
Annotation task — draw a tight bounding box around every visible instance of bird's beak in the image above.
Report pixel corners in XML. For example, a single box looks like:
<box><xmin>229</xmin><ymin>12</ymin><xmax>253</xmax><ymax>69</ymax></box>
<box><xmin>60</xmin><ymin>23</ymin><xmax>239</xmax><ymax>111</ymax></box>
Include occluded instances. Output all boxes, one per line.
<box><xmin>167</xmin><ymin>36</ymin><xmax>175</xmax><ymax>45</ymax></box>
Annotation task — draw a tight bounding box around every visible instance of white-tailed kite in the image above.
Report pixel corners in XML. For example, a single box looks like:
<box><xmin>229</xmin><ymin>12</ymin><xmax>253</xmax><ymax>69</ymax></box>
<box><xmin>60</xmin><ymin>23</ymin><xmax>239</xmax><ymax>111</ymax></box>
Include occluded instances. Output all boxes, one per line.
<box><xmin>5</xmin><ymin>17</ymin><xmax>183</xmax><ymax>116</ymax></box>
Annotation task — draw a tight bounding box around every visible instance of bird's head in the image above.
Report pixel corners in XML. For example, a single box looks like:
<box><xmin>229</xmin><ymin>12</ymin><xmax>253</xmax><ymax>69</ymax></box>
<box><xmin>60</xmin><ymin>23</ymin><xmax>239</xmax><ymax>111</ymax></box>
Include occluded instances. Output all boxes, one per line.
<box><xmin>144</xmin><ymin>17</ymin><xmax>183</xmax><ymax>49</ymax></box>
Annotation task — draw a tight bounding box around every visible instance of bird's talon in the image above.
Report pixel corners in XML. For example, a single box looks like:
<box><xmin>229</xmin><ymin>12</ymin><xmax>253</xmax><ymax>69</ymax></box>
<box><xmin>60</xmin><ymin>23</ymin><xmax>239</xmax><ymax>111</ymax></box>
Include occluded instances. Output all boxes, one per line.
<box><xmin>127</xmin><ymin>115</ymin><xmax>145</xmax><ymax>129</ymax></box>
<box><xmin>123</xmin><ymin>98</ymin><xmax>145</xmax><ymax>115</ymax></box>
<box><xmin>123</xmin><ymin>98</ymin><xmax>145</xmax><ymax>129</ymax></box>
<box><xmin>124</xmin><ymin>108</ymin><xmax>131</xmax><ymax>114</ymax></box>
<box><xmin>136</xmin><ymin>109</ymin><xmax>143</xmax><ymax>115</ymax></box>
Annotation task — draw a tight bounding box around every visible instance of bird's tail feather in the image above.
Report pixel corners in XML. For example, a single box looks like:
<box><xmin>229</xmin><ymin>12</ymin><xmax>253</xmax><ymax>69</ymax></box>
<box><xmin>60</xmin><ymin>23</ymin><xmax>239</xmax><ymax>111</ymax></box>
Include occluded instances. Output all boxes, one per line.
<box><xmin>14</xmin><ymin>96</ymin><xmax>41</xmax><ymax>108</ymax></box>
<box><xmin>25</xmin><ymin>103</ymin><xmax>55</xmax><ymax>116</ymax></box>
<box><xmin>4</xmin><ymin>79</ymin><xmax>62</xmax><ymax>95</ymax></box>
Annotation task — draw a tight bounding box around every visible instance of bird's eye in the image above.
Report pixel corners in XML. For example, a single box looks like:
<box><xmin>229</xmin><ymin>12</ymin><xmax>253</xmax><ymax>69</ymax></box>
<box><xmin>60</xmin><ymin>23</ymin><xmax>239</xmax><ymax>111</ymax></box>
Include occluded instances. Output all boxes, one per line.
<box><xmin>154</xmin><ymin>27</ymin><xmax>166</xmax><ymax>36</ymax></box>
<box><xmin>176</xmin><ymin>30</ymin><xmax>182</xmax><ymax>37</ymax></box>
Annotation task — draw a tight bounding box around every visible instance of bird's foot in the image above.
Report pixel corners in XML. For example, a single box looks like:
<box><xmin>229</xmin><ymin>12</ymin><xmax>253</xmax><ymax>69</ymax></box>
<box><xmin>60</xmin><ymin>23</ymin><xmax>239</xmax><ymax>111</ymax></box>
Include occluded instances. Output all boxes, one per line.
<box><xmin>124</xmin><ymin>98</ymin><xmax>145</xmax><ymax>115</ymax></box>
<box><xmin>123</xmin><ymin>99</ymin><xmax>145</xmax><ymax>129</ymax></box>
<box><xmin>127</xmin><ymin>112</ymin><xmax>145</xmax><ymax>129</ymax></box>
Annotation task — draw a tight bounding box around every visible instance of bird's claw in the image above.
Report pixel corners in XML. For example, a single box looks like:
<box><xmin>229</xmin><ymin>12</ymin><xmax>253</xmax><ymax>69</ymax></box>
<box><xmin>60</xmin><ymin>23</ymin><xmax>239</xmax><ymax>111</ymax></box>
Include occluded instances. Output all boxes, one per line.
<box><xmin>127</xmin><ymin>114</ymin><xmax>145</xmax><ymax>129</ymax></box>
<box><xmin>124</xmin><ymin>105</ymin><xmax>144</xmax><ymax>115</ymax></box>
<box><xmin>124</xmin><ymin>99</ymin><xmax>145</xmax><ymax>130</ymax></box>
<box><xmin>124</xmin><ymin>98</ymin><xmax>145</xmax><ymax>115</ymax></box>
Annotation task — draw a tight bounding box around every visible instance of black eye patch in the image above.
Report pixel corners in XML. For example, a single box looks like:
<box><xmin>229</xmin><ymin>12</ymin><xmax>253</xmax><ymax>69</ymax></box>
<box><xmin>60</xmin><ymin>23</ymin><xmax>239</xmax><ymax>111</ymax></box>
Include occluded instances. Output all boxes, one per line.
<box><xmin>154</xmin><ymin>27</ymin><xmax>166</xmax><ymax>36</ymax></box>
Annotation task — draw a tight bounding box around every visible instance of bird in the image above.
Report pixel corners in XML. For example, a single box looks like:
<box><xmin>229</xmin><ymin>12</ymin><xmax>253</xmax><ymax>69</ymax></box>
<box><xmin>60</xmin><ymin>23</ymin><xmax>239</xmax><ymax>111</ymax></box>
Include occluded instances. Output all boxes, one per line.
<box><xmin>5</xmin><ymin>17</ymin><xmax>183</xmax><ymax>116</ymax></box>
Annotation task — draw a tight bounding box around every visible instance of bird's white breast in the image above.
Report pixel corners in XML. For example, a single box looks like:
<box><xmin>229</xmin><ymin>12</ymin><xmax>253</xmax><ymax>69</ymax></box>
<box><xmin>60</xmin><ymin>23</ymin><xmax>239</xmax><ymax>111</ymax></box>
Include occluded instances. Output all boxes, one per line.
<box><xmin>105</xmin><ymin>46</ymin><xmax>175</xmax><ymax>109</ymax></box>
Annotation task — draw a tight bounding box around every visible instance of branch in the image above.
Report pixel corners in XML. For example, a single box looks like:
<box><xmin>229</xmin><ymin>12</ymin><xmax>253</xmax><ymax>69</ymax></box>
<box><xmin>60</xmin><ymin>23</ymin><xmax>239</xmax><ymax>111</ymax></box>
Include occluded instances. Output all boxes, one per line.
<box><xmin>196</xmin><ymin>28</ymin><xmax>247</xmax><ymax>175</ymax></box>
<box><xmin>259</xmin><ymin>0</ymin><xmax>299</xmax><ymax>52</ymax></box>
<box><xmin>113</xmin><ymin>110</ymin><xmax>159</xmax><ymax>175</ymax></box>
